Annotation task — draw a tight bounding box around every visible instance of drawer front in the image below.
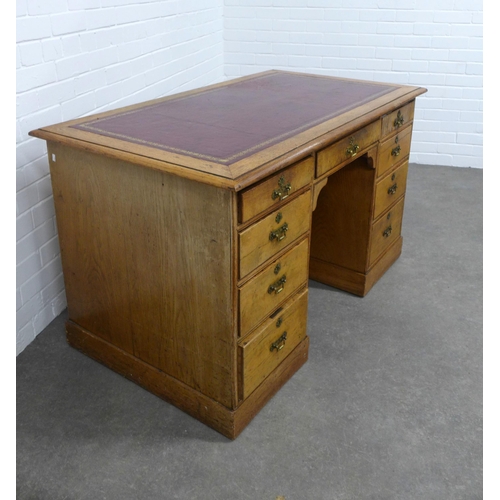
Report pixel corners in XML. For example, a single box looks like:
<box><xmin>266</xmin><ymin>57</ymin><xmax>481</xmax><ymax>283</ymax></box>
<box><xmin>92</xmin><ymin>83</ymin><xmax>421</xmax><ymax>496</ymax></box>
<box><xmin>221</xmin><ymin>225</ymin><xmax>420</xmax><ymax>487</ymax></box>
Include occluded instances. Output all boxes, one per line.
<box><xmin>377</xmin><ymin>124</ymin><xmax>412</xmax><ymax>178</ymax></box>
<box><xmin>239</xmin><ymin>238</ymin><xmax>309</xmax><ymax>337</ymax></box>
<box><xmin>239</xmin><ymin>190</ymin><xmax>312</xmax><ymax>279</ymax></box>
<box><xmin>239</xmin><ymin>288</ymin><xmax>308</xmax><ymax>400</ymax></box>
<box><xmin>369</xmin><ymin>197</ymin><xmax>405</xmax><ymax>267</ymax></box>
<box><xmin>317</xmin><ymin>120</ymin><xmax>380</xmax><ymax>178</ymax></box>
<box><xmin>238</xmin><ymin>156</ymin><xmax>314</xmax><ymax>223</ymax></box>
<box><xmin>373</xmin><ymin>160</ymin><xmax>409</xmax><ymax>220</ymax></box>
<box><xmin>381</xmin><ymin>100</ymin><xmax>415</xmax><ymax>138</ymax></box>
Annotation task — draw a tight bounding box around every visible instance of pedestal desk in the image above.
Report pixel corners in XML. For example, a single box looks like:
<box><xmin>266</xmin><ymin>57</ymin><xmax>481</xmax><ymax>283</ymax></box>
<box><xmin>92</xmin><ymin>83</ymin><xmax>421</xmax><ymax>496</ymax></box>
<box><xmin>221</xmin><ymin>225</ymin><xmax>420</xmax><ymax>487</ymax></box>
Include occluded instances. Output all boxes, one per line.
<box><xmin>30</xmin><ymin>70</ymin><xmax>426</xmax><ymax>439</ymax></box>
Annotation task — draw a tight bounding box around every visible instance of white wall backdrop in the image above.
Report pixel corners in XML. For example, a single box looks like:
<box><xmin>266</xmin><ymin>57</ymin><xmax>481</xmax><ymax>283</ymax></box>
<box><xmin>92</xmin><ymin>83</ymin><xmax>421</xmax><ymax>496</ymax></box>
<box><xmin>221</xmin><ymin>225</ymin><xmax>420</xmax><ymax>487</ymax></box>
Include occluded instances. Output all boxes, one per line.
<box><xmin>16</xmin><ymin>0</ymin><xmax>224</xmax><ymax>355</ymax></box>
<box><xmin>224</xmin><ymin>0</ymin><xmax>483</xmax><ymax>168</ymax></box>
<box><xmin>16</xmin><ymin>0</ymin><xmax>482</xmax><ymax>355</ymax></box>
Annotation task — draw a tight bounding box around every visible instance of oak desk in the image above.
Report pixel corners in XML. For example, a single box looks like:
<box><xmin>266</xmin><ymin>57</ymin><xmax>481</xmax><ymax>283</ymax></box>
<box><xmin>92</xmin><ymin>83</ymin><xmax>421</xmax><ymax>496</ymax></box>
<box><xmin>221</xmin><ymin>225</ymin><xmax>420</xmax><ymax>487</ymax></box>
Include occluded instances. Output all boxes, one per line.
<box><xmin>30</xmin><ymin>70</ymin><xmax>426</xmax><ymax>439</ymax></box>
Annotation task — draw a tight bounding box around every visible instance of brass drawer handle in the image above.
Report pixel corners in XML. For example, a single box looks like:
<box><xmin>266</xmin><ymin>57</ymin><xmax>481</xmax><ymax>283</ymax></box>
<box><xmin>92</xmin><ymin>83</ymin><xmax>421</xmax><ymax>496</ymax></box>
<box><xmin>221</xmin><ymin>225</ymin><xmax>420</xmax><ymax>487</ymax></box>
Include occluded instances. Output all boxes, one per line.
<box><xmin>346</xmin><ymin>137</ymin><xmax>360</xmax><ymax>158</ymax></box>
<box><xmin>270</xmin><ymin>331</ymin><xmax>287</xmax><ymax>352</ymax></box>
<box><xmin>269</xmin><ymin>222</ymin><xmax>289</xmax><ymax>242</ymax></box>
<box><xmin>391</xmin><ymin>145</ymin><xmax>401</xmax><ymax>157</ymax></box>
<box><xmin>268</xmin><ymin>275</ymin><xmax>287</xmax><ymax>295</ymax></box>
<box><xmin>272</xmin><ymin>176</ymin><xmax>292</xmax><ymax>201</ymax></box>
<box><xmin>387</xmin><ymin>183</ymin><xmax>398</xmax><ymax>195</ymax></box>
<box><xmin>383</xmin><ymin>225</ymin><xmax>392</xmax><ymax>238</ymax></box>
<box><xmin>394</xmin><ymin>110</ymin><xmax>404</xmax><ymax>129</ymax></box>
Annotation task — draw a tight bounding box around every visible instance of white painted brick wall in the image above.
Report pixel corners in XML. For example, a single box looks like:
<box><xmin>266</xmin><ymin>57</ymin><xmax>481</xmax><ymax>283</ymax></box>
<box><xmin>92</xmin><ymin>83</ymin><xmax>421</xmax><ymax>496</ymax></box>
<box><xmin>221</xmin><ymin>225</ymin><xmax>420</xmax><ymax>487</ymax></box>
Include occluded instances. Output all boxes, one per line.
<box><xmin>16</xmin><ymin>0</ymin><xmax>224</xmax><ymax>355</ymax></box>
<box><xmin>223</xmin><ymin>0</ymin><xmax>483</xmax><ymax>168</ymax></box>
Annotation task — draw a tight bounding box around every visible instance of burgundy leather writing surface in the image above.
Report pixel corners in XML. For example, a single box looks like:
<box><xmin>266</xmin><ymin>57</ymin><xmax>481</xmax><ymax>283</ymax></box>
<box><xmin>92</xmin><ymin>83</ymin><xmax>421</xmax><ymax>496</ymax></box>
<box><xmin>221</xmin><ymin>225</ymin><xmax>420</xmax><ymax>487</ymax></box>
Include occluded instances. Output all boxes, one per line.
<box><xmin>73</xmin><ymin>72</ymin><xmax>394</xmax><ymax>165</ymax></box>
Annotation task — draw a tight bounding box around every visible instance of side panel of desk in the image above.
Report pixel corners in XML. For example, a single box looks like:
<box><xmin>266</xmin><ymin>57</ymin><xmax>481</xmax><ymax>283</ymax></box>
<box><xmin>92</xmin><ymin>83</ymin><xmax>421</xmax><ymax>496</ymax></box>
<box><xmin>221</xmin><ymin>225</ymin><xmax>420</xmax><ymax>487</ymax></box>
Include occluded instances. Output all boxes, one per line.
<box><xmin>47</xmin><ymin>142</ymin><xmax>238</xmax><ymax>409</ymax></box>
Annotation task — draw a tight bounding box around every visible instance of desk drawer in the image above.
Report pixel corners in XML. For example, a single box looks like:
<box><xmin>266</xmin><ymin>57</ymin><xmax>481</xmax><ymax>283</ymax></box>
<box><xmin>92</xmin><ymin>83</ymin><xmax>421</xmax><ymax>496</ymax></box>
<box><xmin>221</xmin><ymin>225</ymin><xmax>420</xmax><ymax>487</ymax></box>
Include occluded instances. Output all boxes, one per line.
<box><xmin>373</xmin><ymin>160</ymin><xmax>408</xmax><ymax>220</ymax></box>
<box><xmin>377</xmin><ymin>125</ymin><xmax>412</xmax><ymax>178</ymax></box>
<box><xmin>381</xmin><ymin>100</ymin><xmax>415</xmax><ymax>138</ymax></box>
<box><xmin>369</xmin><ymin>197</ymin><xmax>405</xmax><ymax>267</ymax></box>
<box><xmin>238</xmin><ymin>156</ymin><xmax>314</xmax><ymax>224</ymax></box>
<box><xmin>239</xmin><ymin>288</ymin><xmax>308</xmax><ymax>400</ymax></box>
<box><xmin>317</xmin><ymin>120</ymin><xmax>380</xmax><ymax>178</ymax></box>
<box><xmin>239</xmin><ymin>238</ymin><xmax>309</xmax><ymax>337</ymax></box>
<box><xmin>239</xmin><ymin>191</ymin><xmax>311</xmax><ymax>279</ymax></box>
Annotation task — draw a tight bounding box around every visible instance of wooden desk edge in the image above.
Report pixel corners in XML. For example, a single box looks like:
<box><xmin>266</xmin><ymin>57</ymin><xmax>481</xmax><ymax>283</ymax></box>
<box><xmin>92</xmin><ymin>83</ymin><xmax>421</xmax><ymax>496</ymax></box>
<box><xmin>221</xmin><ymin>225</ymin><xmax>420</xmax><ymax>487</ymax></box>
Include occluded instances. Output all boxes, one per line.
<box><xmin>29</xmin><ymin>86</ymin><xmax>426</xmax><ymax>192</ymax></box>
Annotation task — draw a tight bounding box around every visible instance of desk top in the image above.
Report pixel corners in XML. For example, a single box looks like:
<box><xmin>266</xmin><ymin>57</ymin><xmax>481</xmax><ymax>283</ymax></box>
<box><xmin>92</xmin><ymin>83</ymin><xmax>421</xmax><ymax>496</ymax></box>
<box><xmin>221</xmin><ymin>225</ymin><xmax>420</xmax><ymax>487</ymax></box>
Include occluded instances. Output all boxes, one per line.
<box><xmin>30</xmin><ymin>70</ymin><xmax>426</xmax><ymax>190</ymax></box>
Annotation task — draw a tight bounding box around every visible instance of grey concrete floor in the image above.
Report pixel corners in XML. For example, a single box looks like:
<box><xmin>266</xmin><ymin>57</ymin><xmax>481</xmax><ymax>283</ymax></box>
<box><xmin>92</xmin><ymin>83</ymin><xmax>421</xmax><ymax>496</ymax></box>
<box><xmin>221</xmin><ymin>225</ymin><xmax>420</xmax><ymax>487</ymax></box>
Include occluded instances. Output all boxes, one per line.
<box><xmin>17</xmin><ymin>164</ymin><xmax>482</xmax><ymax>500</ymax></box>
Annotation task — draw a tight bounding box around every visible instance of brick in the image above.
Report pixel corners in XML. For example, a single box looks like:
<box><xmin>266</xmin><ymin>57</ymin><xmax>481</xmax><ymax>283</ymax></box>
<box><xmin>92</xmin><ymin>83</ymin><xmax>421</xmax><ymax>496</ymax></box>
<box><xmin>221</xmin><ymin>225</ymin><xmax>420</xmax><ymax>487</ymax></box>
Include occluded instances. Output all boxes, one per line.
<box><xmin>85</xmin><ymin>8</ymin><xmax>118</xmax><ymax>30</ymax></box>
<box><xmin>451</xmin><ymin>24</ymin><xmax>483</xmax><ymax>37</ymax></box>
<box><xmin>40</xmin><ymin>273</ymin><xmax>65</xmax><ymax>306</ymax></box>
<box><xmin>74</xmin><ymin>70</ymin><xmax>107</xmax><ymax>96</ymax></box>
<box><xmin>254</xmin><ymin>54</ymin><xmax>288</xmax><ymax>66</ymax></box>
<box><xmin>18</xmin><ymin>106</ymin><xmax>62</xmax><ymax>140</ymax></box>
<box><xmin>20</xmin><ymin>256</ymin><xmax>63</xmax><ymax>303</ymax></box>
<box><xmin>68</xmin><ymin>0</ymin><xmax>101</xmax><ymax>9</ymax></box>
<box><xmin>358</xmin><ymin>34</ymin><xmax>394</xmax><ymax>47</ymax></box>
<box><xmin>454</xmin><ymin>0</ymin><xmax>482</xmax><ymax>10</ymax></box>
<box><xmin>360</xmin><ymin>9</ymin><xmax>395</xmax><ymax>21</ymax></box>
<box><xmin>17</xmin><ymin>168</ymin><xmax>28</xmax><ymax>192</ymax></box>
<box><xmin>340</xmin><ymin>46</ymin><xmax>376</xmax><ymax>58</ymax></box>
<box><xmin>289</xmin><ymin>7</ymin><xmax>326</xmax><ymax>20</ymax></box>
<box><xmin>289</xmin><ymin>55</ymin><xmax>321</xmax><ymax>67</ymax></box>
<box><xmin>305</xmin><ymin>45</ymin><xmax>340</xmax><ymax>57</ymax></box>
<box><xmin>254</xmin><ymin>31</ymin><xmax>289</xmax><ymax>43</ymax></box>
<box><xmin>17</xmin><ymin>252</ymin><xmax>42</xmax><ymax>289</ymax></box>
<box><xmin>16</xmin><ymin>91</ymin><xmax>40</xmax><ymax>119</ymax></box>
<box><xmin>16</xmin><ymin>183</ymin><xmax>39</xmax><ymax>216</ymax></box>
<box><xmin>394</xmin><ymin>35</ymin><xmax>432</xmax><ymax>48</ymax></box>
<box><xmin>373</xmin><ymin>71</ymin><xmax>409</xmax><ymax>84</ymax></box>
<box><xmin>39</xmin><ymin>236</ymin><xmax>61</xmax><ymax>268</ymax></box>
<box><xmin>51</xmin><ymin>11</ymin><xmax>87</xmax><ymax>36</ymax></box>
<box><xmin>36</xmin><ymin>81</ymin><xmax>76</xmax><ymax>109</ymax></box>
<box><xmin>341</xmin><ymin>21</ymin><xmax>376</xmax><ymax>34</ymax></box>
<box><xmin>16</xmin><ymin>15</ymin><xmax>52</xmax><ymax>42</ymax></box>
<box><xmin>19</xmin><ymin>41</ymin><xmax>44</xmax><ymax>66</ymax></box>
<box><xmin>466</xmin><ymin>63</ymin><xmax>482</xmax><ymax>76</ymax></box>
<box><xmin>16</xmin><ymin>321</ymin><xmax>36</xmax><ymax>355</ymax></box>
<box><xmin>17</xmin><ymin>0</ymin><xmax>27</xmax><ymax>17</ymax></box>
<box><xmin>412</xmin><ymin>48</ymin><xmax>449</xmax><ymax>61</ymax></box>
<box><xmin>460</xmin><ymin>111</ymin><xmax>483</xmax><ymax>123</ymax></box>
<box><xmin>377</xmin><ymin>22</ymin><xmax>413</xmax><ymax>34</ymax></box>
<box><xmin>27</xmin><ymin>0</ymin><xmax>67</xmax><ymax>15</ymax></box>
<box><xmin>445</xmin><ymin>74</ymin><xmax>482</xmax><ymax>87</ymax></box>
<box><xmin>375</xmin><ymin>47</ymin><xmax>412</xmax><ymax>59</ymax></box>
<box><xmin>61</xmin><ymin>92</ymin><xmax>97</xmax><ymax>120</ymax></box>
<box><xmin>414</xmin><ymin>22</ymin><xmax>451</xmax><ymax>36</ymax></box>
<box><xmin>16</xmin><ymin>62</ymin><xmax>57</xmax><ymax>93</ymax></box>
<box><xmin>392</xmin><ymin>60</ymin><xmax>428</xmax><ymax>72</ymax></box>
<box><xmin>236</xmin><ymin>42</ymin><xmax>272</xmax><ymax>54</ymax></box>
<box><xmin>377</xmin><ymin>0</ymin><xmax>416</xmax><ymax>8</ymax></box>
<box><xmin>395</xmin><ymin>10</ymin><xmax>433</xmax><ymax>22</ymax></box>
<box><xmin>457</xmin><ymin>133</ymin><xmax>482</xmax><ymax>145</ymax></box>
<box><xmin>61</xmin><ymin>34</ymin><xmax>82</xmax><ymax>57</ymax></box>
<box><xmin>224</xmin><ymin>6</ymin><xmax>254</xmax><ymax>19</ymax></box>
<box><xmin>32</xmin><ymin>302</ymin><xmax>58</xmax><ymax>335</ymax></box>
<box><xmin>32</xmin><ymin>197</ymin><xmax>56</xmax><ymax>227</ymax></box>
<box><xmin>324</xmin><ymin>33</ymin><xmax>358</xmax><ymax>46</ymax></box>
<box><xmin>307</xmin><ymin>0</ymin><xmax>342</xmax><ymax>6</ymax></box>
<box><xmin>16</xmin><ymin>211</ymin><xmax>34</xmax><ymax>242</ymax></box>
<box><xmin>41</xmin><ymin>38</ymin><xmax>63</xmax><ymax>61</ymax></box>
<box><xmin>55</xmin><ymin>53</ymin><xmax>90</xmax><ymax>80</ymax></box>
<box><xmin>272</xmin><ymin>42</ymin><xmax>305</xmax><ymax>55</ymax></box>
<box><xmin>23</xmin><ymin>157</ymin><xmax>49</xmax><ymax>185</ymax></box>
<box><xmin>356</xmin><ymin>58</ymin><xmax>392</xmax><ymax>71</ymax></box>
<box><xmin>433</xmin><ymin>11</ymin><xmax>473</xmax><ymax>23</ymax></box>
